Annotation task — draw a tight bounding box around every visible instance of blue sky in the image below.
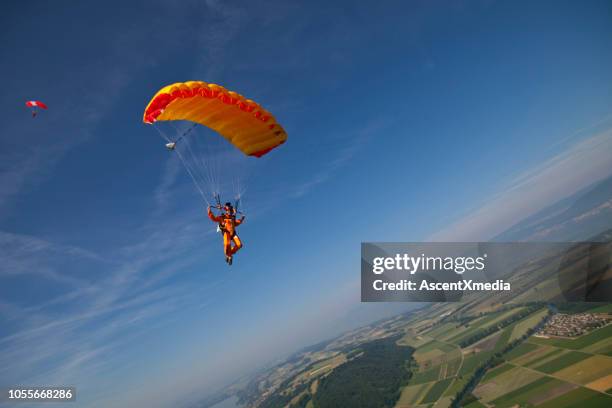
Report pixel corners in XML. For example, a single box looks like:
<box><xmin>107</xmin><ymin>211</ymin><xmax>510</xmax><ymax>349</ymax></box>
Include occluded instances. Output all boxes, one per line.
<box><xmin>1</xmin><ymin>0</ymin><xmax>611</xmax><ymax>407</ymax></box>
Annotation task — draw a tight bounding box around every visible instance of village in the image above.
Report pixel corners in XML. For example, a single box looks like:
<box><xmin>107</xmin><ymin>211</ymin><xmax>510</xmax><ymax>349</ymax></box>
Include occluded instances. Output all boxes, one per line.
<box><xmin>537</xmin><ymin>312</ymin><xmax>611</xmax><ymax>338</ymax></box>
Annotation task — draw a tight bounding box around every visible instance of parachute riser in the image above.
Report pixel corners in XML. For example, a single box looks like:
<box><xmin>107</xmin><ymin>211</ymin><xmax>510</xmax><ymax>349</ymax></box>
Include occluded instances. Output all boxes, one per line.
<box><xmin>210</xmin><ymin>194</ymin><xmax>245</xmax><ymax>216</ymax></box>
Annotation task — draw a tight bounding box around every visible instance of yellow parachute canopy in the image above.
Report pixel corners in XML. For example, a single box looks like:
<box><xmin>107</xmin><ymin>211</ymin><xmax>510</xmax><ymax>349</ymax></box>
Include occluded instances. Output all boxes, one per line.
<box><xmin>143</xmin><ymin>81</ymin><xmax>287</xmax><ymax>157</ymax></box>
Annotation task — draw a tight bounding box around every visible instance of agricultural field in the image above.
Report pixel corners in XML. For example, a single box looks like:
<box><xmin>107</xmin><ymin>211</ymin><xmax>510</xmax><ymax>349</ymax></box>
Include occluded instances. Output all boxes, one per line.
<box><xmin>442</xmin><ymin>376</ymin><xmax>468</xmax><ymax>397</ymax></box>
<box><xmin>582</xmin><ymin>337</ymin><xmax>612</xmax><ymax>356</ymax></box>
<box><xmin>445</xmin><ymin>306</ymin><xmax>539</xmax><ymax>347</ymax></box>
<box><xmin>408</xmin><ymin>298</ymin><xmax>611</xmax><ymax>408</ymax></box>
<box><xmin>308</xmin><ymin>353</ymin><xmax>346</xmax><ymax>374</ymax></box>
<box><xmin>463</xmin><ymin>308</ymin><xmax>612</xmax><ymax>407</ymax></box>
<box><xmin>464</xmin><ymin>401</ymin><xmax>487</xmax><ymax>408</ymax></box>
<box><xmin>587</xmin><ymin>304</ymin><xmax>612</xmax><ymax>314</ymax></box>
<box><xmin>413</xmin><ymin>340</ymin><xmax>457</xmax><ymax>365</ymax></box>
<box><xmin>551</xmin><ymin>355</ymin><xmax>612</xmax><ymax>387</ymax></box>
<box><xmin>420</xmin><ymin>378</ymin><xmax>453</xmax><ymax>404</ymax></box>
<box><xmin>443</xmin><ymin>313</ymin><xmax>508</xmax><ymax>345</ymax></box>
<box><xmin>395</xmin><ymin>382</ymin><xmax>432</xmax><ymax>407</ymax></box>
<box><xmin>509</xmin><ymin>308</ymin><xmax>549</xmax><ymax>341</ymax></box>
<box><xmin>444</xmin><ymin>357</ymin><xmax>462</xmax><ymax>378</ymax></box>
<box><xmin>473</xmin><ymin>365</ymin><xmax>544</xmax><ymax>402</ymax></box>
<box><xmin>506</xmin><ymin>320</ymin><xmax>612</xmax><ymax>394</ymax></box>
<box><xmin>465</xmin><ymin>330</ymin><xmax>503</xmax><ymax>353</ymax></box>
<box><xmin>502</xmin><ymin>341</ymin><xmax>539</xmax><ymax>361</ymax></box>
<box><xmin>404</xmin><ymin>299</ymin><xmax>611</xmax><ymax>407</ymax></box>
<box><xmin>536</xmin><ymin>386</ymin><xmax>612</xmax><ymax>408</ymax></box>
<box><xmin>474</xmin><ymin>362</ymin><xmax>611</xmax><ymax>407</ymax></box>
<box><xmin>395</xmin><ymin>304</ymin><xmax>555</xmax><ymax>406</ymax></box>
<box><xmin>532</xmin><ymin>350</ymin><xmax>591</xmax><ymax>374</ymax></box>
<box><xmin>423</xmin><ymin>322</ymin><xmax>457</xmax><ymax>339</ymax></box>
<box><xmin>523</xmin><ymin>348</ymin><xmax>567</xmax><ymax>368</ymax></box>
<box><xmin>487</xmin><ymin>377</ymin><xmax>576</xmax><ymax>407</ymax></box>
<box><xmin>411</xmin><ymin>366</ymin><xmax>442</xmax><ymax>384</ymax></box>
<box><xmin>480</xmin><ymin>363</ymin><xmax>514</xmax><ymax>383</ymax></box>
<box><xmin>398</xmin><ymin>331</ymin><xmax>434</xmax><ymax>348</ymax></box>
<box><xmin>458</xmin><ymin>351</ymin><xmax>493</xmax><ymax>376</ymax></box>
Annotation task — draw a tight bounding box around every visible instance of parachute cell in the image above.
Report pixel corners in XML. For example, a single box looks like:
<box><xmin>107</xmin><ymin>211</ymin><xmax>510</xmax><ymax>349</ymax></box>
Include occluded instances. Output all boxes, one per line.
<box><xmin>143</xmin><ymin>81</ymin><xmax>287</xmax><ymax>157</ymax></box>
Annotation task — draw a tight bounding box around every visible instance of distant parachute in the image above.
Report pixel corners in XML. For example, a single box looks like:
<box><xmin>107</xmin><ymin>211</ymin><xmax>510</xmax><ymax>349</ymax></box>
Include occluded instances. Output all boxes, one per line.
<box><xmin>25</xmin><ymin>100</ymin><xmax>48</xmax><ymax>117</ymax></box>
<box><xmin>143</xmin><ymin>81</ymin><xmax>287</xmax><ymax>209</ymax></box>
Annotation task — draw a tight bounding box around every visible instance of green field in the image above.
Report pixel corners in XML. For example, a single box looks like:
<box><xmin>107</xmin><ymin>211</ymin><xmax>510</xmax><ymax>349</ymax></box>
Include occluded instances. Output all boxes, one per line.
<box><xmin>486</xmin><ymin>307</ymin><xmax>527</xmax><ymax>326</ymax></box>
<box><xmin>582</xmin><ymin>337</ymin><xmax>612</xmax><ymax>356</ymax></box>
<box><xmin>504</xmin><ymin>342</ymin><xmax>539</xmax><ymax>360</ymax></box>
<box><xmin>537</xmin><ymin>386</ymin><xmax>612</xmax><ymax>408</ymax></box>
<box><xmin>395</xmin><ymin>382</ymin><xmax>432</xmax><ymax>407</ymax></box>
<box><xmin>445</xmin><ymin>314</ymin><xmax>504</xmax><ymax>345</ymax></box>
<box><xmin>493</xmin><ymin>327</ymin><xmax>513</xmax><ymax>352</ymax></box>
<box><xmin>413</xmin><ymin>340</ymin><xmax>457</xmax><ymax>365</ymax></box>
<box><xmin>445</xmin><ymin>357</ymin><xmax>462</xmax><ymax>378</ymax></box>
<box><xmin>424</xmin><ymin>322</ymin><xmax>457</xmax><ymax>339</ymax></box>
<box><xmin>533</xmin><ymin>351</ymin><xmax>591</xmax><ymax>374</ymax></box>
<box><xmin>509</xmin><ymin>308</ymin><xmax>549</xmax><ymax>342</ymax></box>
<box><xmin>421</xmin><ymin>378</ymin><xmax>453</xmax><ymax>403</ymax></box>
<box><xmin>397</xmin><ymin>333</ymin><xmax>432</xmax><ymax>348</ymax></box>
<box><xmin>447</xmin><ymin>307</ymin><xmax>541</xmax><ymax>348</ymax></box>
<box><xmin>474</xmin><ymin>365</ymin><xmax>544</xmax><ymax>402</ymax></box>
<box><xmin>459</xmin><ymin>351</ymin><xmax>493</xmax><ymax>376</ymax></box>
<box><xmin>411</xmin><ymin>366</ymin><xmax>441</xmax><ymax>384</ymax></box>
<box><xmin>443</xmin><ymin>376</ymin><xmax>468</xmax><ymax>397</ymax></box>
<box><xmin>552</xmin><ymin>355</ymin><xmax>612</xmax><ymax>385</ymax></box>
<box><xmin>519</xmin><ymin>347</ymin><xmax>565</xmax><ymax>368</ymax></box>
<box><xmin>464</xmin><ymin>401</ymin><xmax>486</xmax><ymax>408</ymax></box>
<box><xmin>309</xmin><ymin>353</ymin><xmax>345</xmax><ymax>372</ymax></box>
<box><xmin>584</xmin><ymin>304</ymin><xmax>612</xmax><ymax>314</ymax></box>
<box><xmin>489</xmin><ymin>376</ymin><xmax>561</xmax><ymax>407</ymax></box>
<box><xmin>480</xmin><ymin>363</ymin><xmax>514</xmax><ymax>382</ymax></box>
<box><xmin>422</xmin><ymin>300</ymin><xmax>611</xmax><ymax>407</ymax></box>
<box><xmin>410</xmin><ymin>306</ymin><xmax>610</xmax><ymax>407</ymax></box>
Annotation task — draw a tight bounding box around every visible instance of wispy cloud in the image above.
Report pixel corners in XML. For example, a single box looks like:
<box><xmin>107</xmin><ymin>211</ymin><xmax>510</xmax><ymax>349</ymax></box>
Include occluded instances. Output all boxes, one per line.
<box><xmin>429</xmin><ymin>125</ymin><xmax>612</xmax><ymax>241</ymax></box>
<box><xmin>183</xmin><ymin>0</ymin><xmax>250</xmax><ymax>80</ymax></box>
<box><xmin>0</xmin><ymin>203</ymin><xmax>224</xmax><ymax>406</ymax></box>
<box><xmin>292</xmin><ymin>118</ymin><xmax>390</xmax><ymax>198</ymax></box>
<box><xmin>0</xmin><ymin>230</ymin><xmax>105</xmax><ymax>292</ymax></box>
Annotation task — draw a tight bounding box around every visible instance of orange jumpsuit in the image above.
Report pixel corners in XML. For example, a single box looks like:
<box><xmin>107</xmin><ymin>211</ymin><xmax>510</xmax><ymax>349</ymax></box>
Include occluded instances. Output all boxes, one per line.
<box><xmin>208</xmin><ymin>208</ymin><xmax>243</xmax><ymax>257</ymax></box>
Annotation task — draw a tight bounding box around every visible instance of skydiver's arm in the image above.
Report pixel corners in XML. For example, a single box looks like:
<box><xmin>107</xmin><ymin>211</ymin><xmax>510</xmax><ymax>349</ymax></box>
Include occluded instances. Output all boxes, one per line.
<box><xmin>207</xmin><ymin>206</ymin><xmax>222</xmax><ymax>222</ymax></box>
<box><xmin>235</xmin><ymin>216</ymin><xmax>245</xmax><ymax>225</ymax></box>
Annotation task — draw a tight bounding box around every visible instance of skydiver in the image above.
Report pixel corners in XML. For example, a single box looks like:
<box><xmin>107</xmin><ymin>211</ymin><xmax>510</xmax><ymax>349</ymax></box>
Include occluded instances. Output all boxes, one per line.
<box><xmin>207</xmin><ymin>202</ymin><xmax>245</xmax><ymax>265</ymax></box>
<box><xmin>26</xmin><ymin>100</ymin><xmax>48</xmax><ymax>118</ymax></box>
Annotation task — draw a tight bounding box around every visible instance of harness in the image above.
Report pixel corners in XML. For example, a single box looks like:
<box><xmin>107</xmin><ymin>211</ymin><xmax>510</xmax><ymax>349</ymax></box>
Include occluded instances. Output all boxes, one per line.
<box><xmin>218</xmin><ymin>214</ymin><xmax>237</xmax><ymax>237</ymax></box>
<box><xmin>213</xmin><ymin>195</ymin><xmax>241</xmax><ymax>237</ymax></box>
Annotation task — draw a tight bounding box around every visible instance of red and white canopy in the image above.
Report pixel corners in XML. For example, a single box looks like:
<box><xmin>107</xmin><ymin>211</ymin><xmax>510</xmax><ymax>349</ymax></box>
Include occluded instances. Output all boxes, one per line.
<box><xmin>25</xmin><ymin>100</ymin><xmax>48</xmax><ymax>109</ymax></box>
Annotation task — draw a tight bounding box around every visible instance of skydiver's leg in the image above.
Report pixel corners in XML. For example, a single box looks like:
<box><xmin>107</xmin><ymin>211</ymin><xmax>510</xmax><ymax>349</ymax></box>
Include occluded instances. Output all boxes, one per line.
<box><xmin>230</xmin><ymin>235</ymin><xmax>242</xmax><ymax>255</ymax></box>
<box><xmin>223</xmin><ymin>233</ymin><xmax>232</xmax><ymax>258</ymax></box>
